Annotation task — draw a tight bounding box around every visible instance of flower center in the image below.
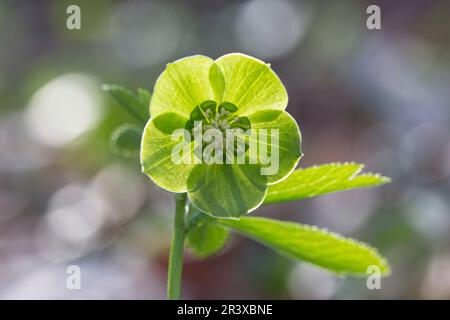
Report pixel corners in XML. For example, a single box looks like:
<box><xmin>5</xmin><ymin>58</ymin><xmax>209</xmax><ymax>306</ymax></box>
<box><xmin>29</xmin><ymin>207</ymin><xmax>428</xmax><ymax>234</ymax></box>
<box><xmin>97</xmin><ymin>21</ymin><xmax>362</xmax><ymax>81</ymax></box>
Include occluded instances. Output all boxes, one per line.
<box><xmin>185</xmin><ymin>100</ymin><xmax>250</xmax><ymax>135</ymax></box>
<box><xmin>205</xmin><ymin>106</ymin><xmax>230</xmax><ymax>130</ymax></box>
<box><xmin>185</xmin><ymin>100</ymin><xmax>251</xmax><ymax>162</ymax></box>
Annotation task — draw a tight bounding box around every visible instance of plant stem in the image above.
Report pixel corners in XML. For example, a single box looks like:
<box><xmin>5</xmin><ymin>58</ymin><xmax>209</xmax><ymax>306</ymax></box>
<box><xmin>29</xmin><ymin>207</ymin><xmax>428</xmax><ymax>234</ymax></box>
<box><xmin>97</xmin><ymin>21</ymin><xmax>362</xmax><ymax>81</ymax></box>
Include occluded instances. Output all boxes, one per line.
<box><xmin>167</xmin><ymin>193</ymin><xmax>187</xmax><ymax>300</ymax></box>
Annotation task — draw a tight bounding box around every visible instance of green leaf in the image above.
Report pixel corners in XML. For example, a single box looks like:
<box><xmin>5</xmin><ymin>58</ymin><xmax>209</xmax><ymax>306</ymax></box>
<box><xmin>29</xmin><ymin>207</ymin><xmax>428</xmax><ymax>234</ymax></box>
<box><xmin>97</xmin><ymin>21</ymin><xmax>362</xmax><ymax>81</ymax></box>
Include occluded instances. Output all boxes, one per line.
<box><xmin>215</xmin><ymin>53</ymin><xmax>288</xmax><ymax>117</ymax></box>
<box><xmin>110</xmin><ymin>124</ymin><xmax>142</xmax><ymax>157</ymax></box>
<box><xmin>187</xmin><ymin>163</ymin><xmax>268</xmax><ymax>218</ymax></box>
<box><xmin>150</xmin><ymin>55</ymin><xmax>215</xmax><ymax>118</ymax></box>
<box><xmin>102</xmin><ymin>84</ymin><xmax>149</xmax><ymax>124</ymax></box>
<box><xmin>218</xmin><ymin>216</ymin><xmax>390</xmax><ymax>276</ymax></box>
<box><xmin>186</xmin><ymin>207</ymin><xmax>229</xmax><ymax>258</ymax></box>
<box><xmin>137</xmin><ymin>87</ymin><xmax>152</xmax><ymax>110</ymax></box>
<box><xmin>141</xmin><ymin>112</ymin><xmax>196</xmax><ymax>193</ymax></box>
<box><xmin>264</xmin><ymin>163</ymin><xmax>391</xmax><ymax>205</ymax></box>
<box><xmin>247</xmin><ymin>110</ymin><xmax>302</xmax><ymax>184</ymax></box>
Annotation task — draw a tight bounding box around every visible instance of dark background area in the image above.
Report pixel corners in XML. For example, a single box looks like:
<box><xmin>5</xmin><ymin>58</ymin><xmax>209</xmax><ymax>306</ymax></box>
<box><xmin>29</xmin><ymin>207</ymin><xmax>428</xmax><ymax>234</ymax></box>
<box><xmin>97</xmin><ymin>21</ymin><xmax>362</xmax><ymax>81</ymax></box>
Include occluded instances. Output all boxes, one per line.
<box><xmin>0</xmin><ymin>0</ymin><xmax>450</xmax><ymax>299</ymax></box>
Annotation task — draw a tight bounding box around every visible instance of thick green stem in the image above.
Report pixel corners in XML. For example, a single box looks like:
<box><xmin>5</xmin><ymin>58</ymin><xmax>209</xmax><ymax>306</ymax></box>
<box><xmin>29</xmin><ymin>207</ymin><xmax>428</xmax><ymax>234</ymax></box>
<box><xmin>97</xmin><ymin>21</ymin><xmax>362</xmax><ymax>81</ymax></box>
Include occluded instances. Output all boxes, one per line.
<box><xmin>167</xmin><ymin>193</ymin><xmax>187</xmax><ymax>300</ymax></box>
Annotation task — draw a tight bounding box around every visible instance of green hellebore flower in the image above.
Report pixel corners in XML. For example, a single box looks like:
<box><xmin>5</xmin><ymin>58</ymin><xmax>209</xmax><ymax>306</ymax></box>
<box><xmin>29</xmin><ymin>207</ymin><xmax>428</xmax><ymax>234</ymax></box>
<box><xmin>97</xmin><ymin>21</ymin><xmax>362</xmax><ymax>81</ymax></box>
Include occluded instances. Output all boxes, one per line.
<box><xmin>141</xmin><ymin>53</ymin><xmax>302</xmax><ymax>218</ymax></box>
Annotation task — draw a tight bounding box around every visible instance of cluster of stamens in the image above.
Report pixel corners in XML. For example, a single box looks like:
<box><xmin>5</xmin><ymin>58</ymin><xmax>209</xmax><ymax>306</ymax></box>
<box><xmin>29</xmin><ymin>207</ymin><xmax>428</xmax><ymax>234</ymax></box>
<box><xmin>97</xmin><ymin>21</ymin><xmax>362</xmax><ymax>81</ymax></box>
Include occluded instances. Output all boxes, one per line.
<box><xmin>185</xmin><ymin>100</ymin><xmax>251</xmax><ymax>161</ymax></box>
<box><xmin>203</xmin><ymin>108</ymin><xmax>239</xmax><ymax>132</ymax></box>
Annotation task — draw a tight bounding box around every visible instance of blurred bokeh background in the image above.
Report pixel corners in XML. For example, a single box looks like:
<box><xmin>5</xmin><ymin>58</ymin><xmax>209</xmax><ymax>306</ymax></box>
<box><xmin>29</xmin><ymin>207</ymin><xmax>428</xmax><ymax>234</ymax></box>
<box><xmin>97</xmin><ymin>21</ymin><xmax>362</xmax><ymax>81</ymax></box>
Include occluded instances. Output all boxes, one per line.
<box><xmin>1</xmin><ymin>0</ymin><xmax>450</xmax><ymax>299</ymax></box>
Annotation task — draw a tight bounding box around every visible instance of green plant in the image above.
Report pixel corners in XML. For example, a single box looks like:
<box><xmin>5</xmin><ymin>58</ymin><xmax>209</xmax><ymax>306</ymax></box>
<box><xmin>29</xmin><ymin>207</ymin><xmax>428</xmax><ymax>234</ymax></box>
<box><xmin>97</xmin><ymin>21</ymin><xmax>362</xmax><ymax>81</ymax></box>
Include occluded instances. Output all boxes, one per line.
<box><xmin>104</xmin><ymin>53</ymin><xmax>391</xmax><ymax>300</ymax></box>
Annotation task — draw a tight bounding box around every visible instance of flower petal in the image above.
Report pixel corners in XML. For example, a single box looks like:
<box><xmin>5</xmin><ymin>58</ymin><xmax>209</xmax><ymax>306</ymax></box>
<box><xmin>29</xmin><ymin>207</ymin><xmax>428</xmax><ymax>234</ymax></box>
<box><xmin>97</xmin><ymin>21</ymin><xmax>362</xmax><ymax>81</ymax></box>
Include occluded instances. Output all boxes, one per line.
<box><xmin>141</xmin><ymin>112</ymin><xmax>196</xmax><ymax>192</ymax></box>
<box><xmin>150</xmin><ymin>55</ymin><xmax>216</xmax><ymax>118</ymax></box>
<box><xmin>187</xmin><ymin>163</ymin><xmax>268</xmax><ymax>218</ymax></box>
<box><xmin>247</xmin><ymin>110</ymin><xmax>302</xmax><ymax>184</ymax></box>
<box><xmin>214</xmin><ymin>53</ymin><xmax>288</xmax><ymax>116</ymax></box>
